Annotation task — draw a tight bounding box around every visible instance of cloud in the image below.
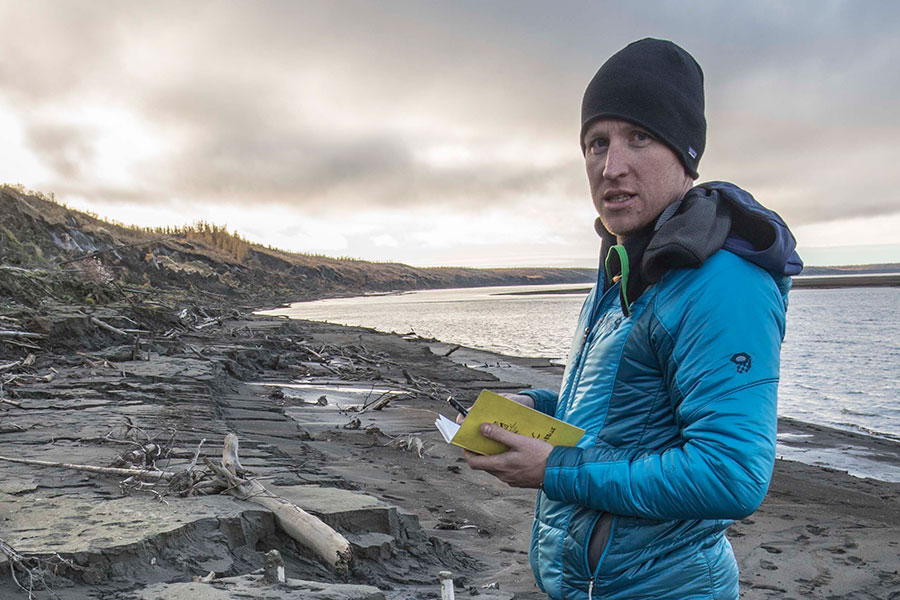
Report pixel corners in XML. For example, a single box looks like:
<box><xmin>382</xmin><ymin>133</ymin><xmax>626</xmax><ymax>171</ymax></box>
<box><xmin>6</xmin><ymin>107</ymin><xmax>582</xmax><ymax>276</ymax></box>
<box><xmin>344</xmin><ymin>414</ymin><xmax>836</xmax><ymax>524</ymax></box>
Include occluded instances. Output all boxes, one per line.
<box><xmin>22</xmin><ymin>122</ymin><xmax>94</xmax><ymax>181</ymax></box>
<box><xmin>1</xmin><ymin>0</ymin><xmax>588</xmax><ymax>214</ymax></box>
<box><xmin>1</xmin><ymin>0</ymin><xmax>899</xmax><ymax>264</ymax></box>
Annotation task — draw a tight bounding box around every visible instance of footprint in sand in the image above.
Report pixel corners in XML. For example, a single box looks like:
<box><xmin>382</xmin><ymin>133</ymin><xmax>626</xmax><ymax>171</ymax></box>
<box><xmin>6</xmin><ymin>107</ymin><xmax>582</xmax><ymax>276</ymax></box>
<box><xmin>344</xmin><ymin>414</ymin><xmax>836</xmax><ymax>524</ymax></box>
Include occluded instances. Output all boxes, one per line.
<box><xmin>796</xmin><ymin>571</ymin><xmax>834</xmax><ymax>595</ymax></box>
<box><xmin>805</xmin><ymin>524</ymin><xmax>828</xmax><ymax>535</ymax></box>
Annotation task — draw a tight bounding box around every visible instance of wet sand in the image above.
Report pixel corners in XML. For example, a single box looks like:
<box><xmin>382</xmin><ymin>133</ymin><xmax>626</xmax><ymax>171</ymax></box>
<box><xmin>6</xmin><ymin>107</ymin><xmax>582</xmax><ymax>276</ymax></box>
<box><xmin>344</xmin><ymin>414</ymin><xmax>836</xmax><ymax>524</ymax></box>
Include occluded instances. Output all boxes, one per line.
<box><xmin>1</xmin><ymin>311</ymin><xmax>899</xmax><ymax>599</ymax></box>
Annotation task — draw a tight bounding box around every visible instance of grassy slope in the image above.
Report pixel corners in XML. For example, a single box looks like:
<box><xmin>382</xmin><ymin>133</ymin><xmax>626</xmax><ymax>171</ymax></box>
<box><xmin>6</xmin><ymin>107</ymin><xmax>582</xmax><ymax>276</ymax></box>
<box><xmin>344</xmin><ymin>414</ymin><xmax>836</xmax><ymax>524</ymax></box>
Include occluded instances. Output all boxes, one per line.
<box><xmin>0</xmin><ymin>186</ymin><xmax>595</xmax><ymax>308</ymax></box>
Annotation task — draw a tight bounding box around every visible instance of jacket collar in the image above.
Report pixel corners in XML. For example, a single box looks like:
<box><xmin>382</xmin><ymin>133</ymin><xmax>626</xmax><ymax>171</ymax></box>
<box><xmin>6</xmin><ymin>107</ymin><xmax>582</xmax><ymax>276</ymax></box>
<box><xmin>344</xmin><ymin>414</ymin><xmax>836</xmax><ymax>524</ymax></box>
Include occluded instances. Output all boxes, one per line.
<box><xmin>594</xmin><ymin>182</ymin><xmax>803</xmax><ymax>315</ymax></box>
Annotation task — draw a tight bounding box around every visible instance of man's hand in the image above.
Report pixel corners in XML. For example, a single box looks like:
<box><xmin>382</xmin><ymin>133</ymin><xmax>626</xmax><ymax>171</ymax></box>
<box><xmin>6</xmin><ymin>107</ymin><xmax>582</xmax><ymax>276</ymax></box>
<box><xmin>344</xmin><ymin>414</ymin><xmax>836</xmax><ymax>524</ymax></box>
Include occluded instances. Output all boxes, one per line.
<box><xmin>463</xmin><ymin>423</ymin><xmax>552</xmax><ymax>488</ymax></box>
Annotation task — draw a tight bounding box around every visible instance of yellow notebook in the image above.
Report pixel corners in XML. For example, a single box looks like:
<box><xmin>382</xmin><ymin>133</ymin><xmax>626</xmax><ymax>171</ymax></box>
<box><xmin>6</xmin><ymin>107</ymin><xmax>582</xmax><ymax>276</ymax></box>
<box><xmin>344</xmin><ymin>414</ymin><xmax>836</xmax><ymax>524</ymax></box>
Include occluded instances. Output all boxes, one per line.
<box><xmin>435</xmin><ymin>389</ymin><xmax>585</xmax><ymax>455</ymax></box>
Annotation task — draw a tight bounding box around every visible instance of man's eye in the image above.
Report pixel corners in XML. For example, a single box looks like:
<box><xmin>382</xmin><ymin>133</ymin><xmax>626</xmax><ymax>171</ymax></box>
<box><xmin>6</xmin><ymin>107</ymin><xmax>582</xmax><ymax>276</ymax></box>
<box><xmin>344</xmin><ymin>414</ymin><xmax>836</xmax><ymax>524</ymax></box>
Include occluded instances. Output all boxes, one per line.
<box><xmin>587</xmin><ymin>138</ymin><xmax>608</xmax><ymax>153</ymax></box>
<box><xmin>632</xmin><ymin>131</ymin><xmax>652</xmax><ymax>143</ymax></box>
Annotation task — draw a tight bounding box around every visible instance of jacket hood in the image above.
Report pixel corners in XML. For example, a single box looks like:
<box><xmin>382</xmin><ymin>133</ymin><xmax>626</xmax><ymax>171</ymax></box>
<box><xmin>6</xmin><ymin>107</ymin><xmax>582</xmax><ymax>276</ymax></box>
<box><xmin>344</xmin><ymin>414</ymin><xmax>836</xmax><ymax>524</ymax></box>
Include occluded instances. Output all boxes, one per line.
<box><xmin>702</xmin><ymin>181</ymin><xmax>803</xmax><ymax>277</ymax></box>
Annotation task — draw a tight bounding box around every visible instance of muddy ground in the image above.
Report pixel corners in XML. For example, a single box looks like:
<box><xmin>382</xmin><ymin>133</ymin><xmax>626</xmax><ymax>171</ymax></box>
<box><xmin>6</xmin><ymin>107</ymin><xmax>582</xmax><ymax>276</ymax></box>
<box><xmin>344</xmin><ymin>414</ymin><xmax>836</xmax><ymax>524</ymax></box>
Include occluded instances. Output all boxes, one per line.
<box><xmin>1</xmin><ymin>306</ymin><xmax>899</xmax><ymax>599</ymax></box>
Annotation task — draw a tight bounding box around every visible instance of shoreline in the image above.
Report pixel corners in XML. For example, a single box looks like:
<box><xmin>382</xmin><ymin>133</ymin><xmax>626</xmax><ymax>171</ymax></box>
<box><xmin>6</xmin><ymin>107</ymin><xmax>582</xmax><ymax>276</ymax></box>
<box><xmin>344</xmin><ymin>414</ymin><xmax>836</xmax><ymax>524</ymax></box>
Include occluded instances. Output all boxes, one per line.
<box><xmin>259</xmin><ymin>306</ymin><xmax>900</xmax><ymax>468</ymax></box>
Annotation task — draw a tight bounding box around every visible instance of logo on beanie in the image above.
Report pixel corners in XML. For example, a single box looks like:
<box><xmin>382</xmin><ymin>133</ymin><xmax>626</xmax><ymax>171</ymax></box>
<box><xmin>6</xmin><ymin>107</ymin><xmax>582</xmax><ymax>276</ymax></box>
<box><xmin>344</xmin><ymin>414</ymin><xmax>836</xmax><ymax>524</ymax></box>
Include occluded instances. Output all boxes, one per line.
<box><xmin>688</xmin><ymin>146</ymin><xmax>697</xmax><ymax>159</ymax></box>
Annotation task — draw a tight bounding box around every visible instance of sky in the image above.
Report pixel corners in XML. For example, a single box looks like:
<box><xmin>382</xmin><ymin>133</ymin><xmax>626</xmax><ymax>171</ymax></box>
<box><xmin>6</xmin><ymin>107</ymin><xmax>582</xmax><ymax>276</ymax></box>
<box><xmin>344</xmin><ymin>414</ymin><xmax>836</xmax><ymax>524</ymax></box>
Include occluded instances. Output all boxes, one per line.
<box><xmin>1</xmin><ymin>1</ymin><xmax>898</xmax><ymax>268</ymax></box>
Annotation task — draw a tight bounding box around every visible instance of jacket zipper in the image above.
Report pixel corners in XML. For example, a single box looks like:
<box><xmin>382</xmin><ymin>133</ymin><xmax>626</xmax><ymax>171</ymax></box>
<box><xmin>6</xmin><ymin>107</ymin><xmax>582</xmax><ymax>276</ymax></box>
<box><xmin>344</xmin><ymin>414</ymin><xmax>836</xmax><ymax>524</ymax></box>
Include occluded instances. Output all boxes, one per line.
<box><xmin>587</xmin><ymin>516</ymin><xmax>617</xmax><ymax>600</ymax></box>
<box><xmin>558</xmin><ymin>255</ymin><xmax>610</xmax><ymax>416</ymax></box>
<box><xmin>559</xmin><ymin>280</ymin><xmax>620</xmax><ymax>417</ymax></box>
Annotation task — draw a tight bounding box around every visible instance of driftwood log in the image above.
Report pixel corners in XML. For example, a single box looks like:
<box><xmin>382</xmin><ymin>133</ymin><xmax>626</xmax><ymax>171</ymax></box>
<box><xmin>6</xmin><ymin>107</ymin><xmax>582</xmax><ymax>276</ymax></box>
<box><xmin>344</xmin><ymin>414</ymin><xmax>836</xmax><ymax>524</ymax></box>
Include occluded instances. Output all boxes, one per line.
<box><xmin>205</xmin><ymin>436</ymin><xmax>352</xmax><ymax>572</ymax></box>
<box><xmin>0</xmin><ymin>455</ymin><xmax>175</xmax><ymax>481</ymax></box>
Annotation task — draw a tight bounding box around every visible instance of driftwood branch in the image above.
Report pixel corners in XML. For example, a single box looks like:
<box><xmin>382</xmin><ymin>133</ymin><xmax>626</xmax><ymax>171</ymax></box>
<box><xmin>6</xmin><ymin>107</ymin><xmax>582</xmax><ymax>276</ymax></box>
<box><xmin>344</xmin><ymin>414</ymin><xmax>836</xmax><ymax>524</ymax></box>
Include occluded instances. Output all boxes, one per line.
<box><xmin>120</xmin><ymin>286</ymin><xmax>153</xmax><ymax>295</ymax></box>
<box><xmin>204</xmin><ymin>456</ymin><xmax>352</xmax><ymax>572</ymax></box>
<box><xmin>1</xmin><ymin>536</ymin><xmax>56</xmax><ymax>599</ymax></box>
<box><xmin>0</xmin><ymin>455</ymin><xmax>175</xmax><ymax>482</ymax></box>
<box><xmin>0</xmin><ymin>331</ymin><xmax>46</xmax><ymax>340</ymax></box>
<box><xmin>186</xmin><ymin>345</ymin><xmax>211</xmax><ymax>361</ymax></box>
<box><xmin>0</xmin><ymin>339</ymin><xmax>42</xmax><ymax>350</ymax></box>
<box><xmin>77</xmin><ymin>352</ymin><xmax>115</xmax><ymax>370</ymax></box>
<box><xmin>188</xmin><ymin>438</ymin><xmax>206</xmax><ymax>471</ymax></box>
<box><xmin>89</xmin><ymin>317</ymin><xmax>133</xmax><ymax>339</ymax></box>
<box><xmin>358</xmin><ymin>391</ymin><xmax>393</xmax><ymax>414</ymax></box>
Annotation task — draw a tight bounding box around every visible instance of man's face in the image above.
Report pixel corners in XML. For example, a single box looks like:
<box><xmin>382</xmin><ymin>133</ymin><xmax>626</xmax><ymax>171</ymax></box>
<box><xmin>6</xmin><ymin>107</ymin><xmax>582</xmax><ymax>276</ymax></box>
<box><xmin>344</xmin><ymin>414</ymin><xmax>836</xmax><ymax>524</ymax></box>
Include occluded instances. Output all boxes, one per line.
<box><xmin>584</xmin><ymin>118</ymin><xmax>693</xmax><ymax>241</ymax></box>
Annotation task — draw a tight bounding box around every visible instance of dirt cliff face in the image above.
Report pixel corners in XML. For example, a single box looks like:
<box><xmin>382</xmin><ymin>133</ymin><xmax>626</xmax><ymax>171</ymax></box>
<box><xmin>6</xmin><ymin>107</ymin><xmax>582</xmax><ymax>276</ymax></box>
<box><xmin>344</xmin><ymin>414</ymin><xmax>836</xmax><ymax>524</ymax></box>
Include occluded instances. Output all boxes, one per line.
<box><xmin>0</xmin><ymin>185</ymin><xmax>595</xmax><ymax>312</ymax></box>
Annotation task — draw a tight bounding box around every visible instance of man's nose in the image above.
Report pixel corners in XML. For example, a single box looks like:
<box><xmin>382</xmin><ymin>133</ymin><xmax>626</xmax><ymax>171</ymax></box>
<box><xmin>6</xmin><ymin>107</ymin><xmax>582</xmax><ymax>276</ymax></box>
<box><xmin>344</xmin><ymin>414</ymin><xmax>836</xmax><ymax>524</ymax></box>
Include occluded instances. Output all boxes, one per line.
<box><xmin>602</xmin><ymin>142</ymin><xmax>629</xmax><ymax>179</ymax></box>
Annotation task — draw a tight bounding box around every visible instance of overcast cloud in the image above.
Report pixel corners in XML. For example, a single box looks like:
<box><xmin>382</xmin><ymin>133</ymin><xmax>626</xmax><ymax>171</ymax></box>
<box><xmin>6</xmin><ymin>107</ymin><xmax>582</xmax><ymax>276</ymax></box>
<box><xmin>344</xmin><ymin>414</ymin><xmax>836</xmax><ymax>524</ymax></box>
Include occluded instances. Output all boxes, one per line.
<box><xmin>1</xmin><ymin>1</ymin><xmax>898</xmax><ymax>266</ymax></box>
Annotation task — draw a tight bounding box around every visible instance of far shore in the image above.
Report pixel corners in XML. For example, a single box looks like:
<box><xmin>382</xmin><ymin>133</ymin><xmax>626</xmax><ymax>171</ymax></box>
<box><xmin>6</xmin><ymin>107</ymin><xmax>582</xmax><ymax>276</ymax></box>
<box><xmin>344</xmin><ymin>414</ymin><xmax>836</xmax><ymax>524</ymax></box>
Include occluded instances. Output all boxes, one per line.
<box><xmin>493</xmin><ymin>272</ymin><xmax>900</xmax><ymax>296</ymax></box>
<box><xmin>790</xmin><ymin>272</ymin><xmax>900</xmax><ymax>288</ymax></box>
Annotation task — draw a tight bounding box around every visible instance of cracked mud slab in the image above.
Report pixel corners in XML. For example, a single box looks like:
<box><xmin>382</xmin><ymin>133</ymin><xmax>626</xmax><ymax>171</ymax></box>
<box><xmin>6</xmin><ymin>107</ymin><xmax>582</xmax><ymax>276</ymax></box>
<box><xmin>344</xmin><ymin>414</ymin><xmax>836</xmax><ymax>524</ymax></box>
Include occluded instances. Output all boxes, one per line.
<box><xmin>1</xmin><ymin>493</ymin><xmax>274</xmax><ymax>584</ymax></box>
<box><xmin>1</xmin><ymin>494</ymin><xmax>264</xmax><ymax>556</ymax></box>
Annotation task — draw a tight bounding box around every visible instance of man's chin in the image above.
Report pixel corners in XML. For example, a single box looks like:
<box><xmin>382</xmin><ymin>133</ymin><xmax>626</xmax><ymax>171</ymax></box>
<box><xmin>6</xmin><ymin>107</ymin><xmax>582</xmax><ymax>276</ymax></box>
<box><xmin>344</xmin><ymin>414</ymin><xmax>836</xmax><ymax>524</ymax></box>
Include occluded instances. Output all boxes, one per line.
<box><xmin>601</xmin><ymin>221</ymin><xmax>637</xmax><ymax>240</ymax></box>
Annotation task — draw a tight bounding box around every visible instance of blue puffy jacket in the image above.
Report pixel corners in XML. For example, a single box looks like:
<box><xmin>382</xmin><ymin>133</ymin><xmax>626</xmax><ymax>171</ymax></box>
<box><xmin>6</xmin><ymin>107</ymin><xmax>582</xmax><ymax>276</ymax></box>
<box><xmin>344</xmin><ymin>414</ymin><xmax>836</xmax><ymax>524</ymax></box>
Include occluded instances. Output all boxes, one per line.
<box><xmin>521</xmin><ymin>182</ymin><xmax>799</xmax><ymax>599</ymax></box>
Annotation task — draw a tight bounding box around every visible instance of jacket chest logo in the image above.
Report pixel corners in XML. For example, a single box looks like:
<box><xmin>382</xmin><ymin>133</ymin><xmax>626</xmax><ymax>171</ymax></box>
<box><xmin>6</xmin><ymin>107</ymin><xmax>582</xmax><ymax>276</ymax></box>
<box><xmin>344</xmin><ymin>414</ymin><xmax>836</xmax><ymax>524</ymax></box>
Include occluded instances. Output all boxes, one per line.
<box><xmin>730</xmin><ymin>352</ymin><xmax>752</xmax><ymax>373</ymax></box>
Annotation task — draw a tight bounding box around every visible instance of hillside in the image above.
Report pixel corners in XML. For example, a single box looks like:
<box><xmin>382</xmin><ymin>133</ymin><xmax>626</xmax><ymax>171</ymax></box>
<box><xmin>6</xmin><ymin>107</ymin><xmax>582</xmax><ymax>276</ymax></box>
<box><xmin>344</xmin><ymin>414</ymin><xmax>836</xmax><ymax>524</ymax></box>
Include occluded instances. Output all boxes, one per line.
<box><xmin>0</xmin><ymin>185</ymin><xmax>594</xmax><ymax>310</ymax></box>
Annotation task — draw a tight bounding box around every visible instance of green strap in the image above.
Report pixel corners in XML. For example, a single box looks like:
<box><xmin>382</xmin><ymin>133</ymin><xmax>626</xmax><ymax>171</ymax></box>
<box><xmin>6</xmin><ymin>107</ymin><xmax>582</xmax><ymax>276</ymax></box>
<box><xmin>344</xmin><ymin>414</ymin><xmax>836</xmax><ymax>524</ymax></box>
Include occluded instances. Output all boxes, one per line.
<box><xmin>605</xmin><ymin>244</ymin><xmax>632</xmax><ymax>317</ymax></box>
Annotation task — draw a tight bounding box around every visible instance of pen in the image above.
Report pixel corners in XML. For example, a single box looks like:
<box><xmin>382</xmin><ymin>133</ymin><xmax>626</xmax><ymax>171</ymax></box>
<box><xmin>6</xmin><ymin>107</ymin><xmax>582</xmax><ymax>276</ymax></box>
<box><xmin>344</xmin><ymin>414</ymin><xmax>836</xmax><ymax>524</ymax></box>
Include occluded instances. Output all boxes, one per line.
<box><xmin>447</xmin><ymin>395</ymin><xmax>468</xmax><ymax>417</ymax></box>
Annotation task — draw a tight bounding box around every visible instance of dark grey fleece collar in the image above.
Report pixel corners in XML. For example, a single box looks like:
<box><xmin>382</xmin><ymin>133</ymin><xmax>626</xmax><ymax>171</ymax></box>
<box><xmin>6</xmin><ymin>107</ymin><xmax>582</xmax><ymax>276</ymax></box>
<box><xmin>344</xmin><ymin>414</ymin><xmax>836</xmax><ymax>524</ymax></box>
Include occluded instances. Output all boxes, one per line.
<box><xmin>643</xmin><ymin>190</ymin><xmax>732</xmax><ymax>282</ymax></box>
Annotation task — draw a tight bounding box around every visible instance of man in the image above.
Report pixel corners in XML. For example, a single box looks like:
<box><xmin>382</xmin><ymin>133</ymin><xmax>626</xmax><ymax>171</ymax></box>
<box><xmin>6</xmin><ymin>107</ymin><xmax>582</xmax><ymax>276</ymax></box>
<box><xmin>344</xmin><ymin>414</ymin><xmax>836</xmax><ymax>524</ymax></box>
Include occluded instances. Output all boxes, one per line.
<box><xmin>463</xmin><ymin>38</ymin><xmax>802</xmax><ymax>599</ymax></box>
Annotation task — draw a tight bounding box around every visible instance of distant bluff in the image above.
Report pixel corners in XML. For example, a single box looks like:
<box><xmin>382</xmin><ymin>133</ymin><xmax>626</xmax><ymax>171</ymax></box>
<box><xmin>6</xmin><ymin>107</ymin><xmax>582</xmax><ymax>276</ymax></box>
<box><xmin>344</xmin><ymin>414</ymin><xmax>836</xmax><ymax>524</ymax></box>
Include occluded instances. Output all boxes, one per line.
<box><xmin>0</xmin><ymin>185</ymin><xmax>595</xmax><ymax>310</ymax></box>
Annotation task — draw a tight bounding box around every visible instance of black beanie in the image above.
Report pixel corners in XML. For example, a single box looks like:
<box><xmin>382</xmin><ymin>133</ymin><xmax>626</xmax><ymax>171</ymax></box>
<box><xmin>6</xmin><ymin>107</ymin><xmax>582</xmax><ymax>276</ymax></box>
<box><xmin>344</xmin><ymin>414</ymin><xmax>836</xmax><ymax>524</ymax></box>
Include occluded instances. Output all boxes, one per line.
<box><xmin>580</xmin><ymin>38</ymin><xmax>706</xmax><ymax>178</ymax></box>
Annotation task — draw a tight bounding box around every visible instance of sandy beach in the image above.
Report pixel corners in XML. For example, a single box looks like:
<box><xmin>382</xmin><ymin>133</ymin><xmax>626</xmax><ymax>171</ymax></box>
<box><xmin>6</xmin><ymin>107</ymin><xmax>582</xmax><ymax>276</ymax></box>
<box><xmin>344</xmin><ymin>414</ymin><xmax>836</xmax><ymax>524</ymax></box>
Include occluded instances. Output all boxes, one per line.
<box><xmin>2</xmin><ymin>309</ymin><xmax>899</xmax><ymax>599</ymax></box>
